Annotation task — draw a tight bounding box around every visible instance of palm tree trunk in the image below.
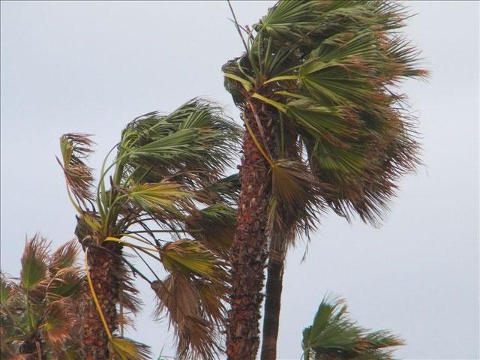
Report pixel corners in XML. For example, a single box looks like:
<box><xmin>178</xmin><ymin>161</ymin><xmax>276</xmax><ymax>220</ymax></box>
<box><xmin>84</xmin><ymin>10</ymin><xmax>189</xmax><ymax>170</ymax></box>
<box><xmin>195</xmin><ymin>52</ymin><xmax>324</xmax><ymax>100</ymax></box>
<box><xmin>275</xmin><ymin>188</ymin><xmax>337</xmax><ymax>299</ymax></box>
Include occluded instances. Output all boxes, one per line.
<box><xmin>227</xmin><ymin>102</ymin><xmax>272</xmax><ymax>360</ymax></box>
<box><xmin>260</xmin><ymin>247</ymin><xmax>287</xmax><ymax>360</ymax></box>
<box><xmin>79</xmin><ymin>242</ymin><xmax>122</xmax><ymax>359</ymax></box>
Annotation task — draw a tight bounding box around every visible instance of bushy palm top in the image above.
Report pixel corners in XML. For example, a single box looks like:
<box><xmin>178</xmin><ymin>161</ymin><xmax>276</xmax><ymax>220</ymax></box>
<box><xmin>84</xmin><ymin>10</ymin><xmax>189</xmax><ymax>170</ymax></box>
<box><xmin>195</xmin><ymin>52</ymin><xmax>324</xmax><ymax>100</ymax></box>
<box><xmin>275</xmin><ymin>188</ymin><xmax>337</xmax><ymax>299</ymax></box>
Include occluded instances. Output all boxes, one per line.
<box><xmin>0</xmin><ymin>236</ymin><xmax>83</xmax><ymax>359</ymax></box>
<box><xmin>223</xmin><ymin>0</ymin><xmax>428</xmax><ymax>241</ymax></box>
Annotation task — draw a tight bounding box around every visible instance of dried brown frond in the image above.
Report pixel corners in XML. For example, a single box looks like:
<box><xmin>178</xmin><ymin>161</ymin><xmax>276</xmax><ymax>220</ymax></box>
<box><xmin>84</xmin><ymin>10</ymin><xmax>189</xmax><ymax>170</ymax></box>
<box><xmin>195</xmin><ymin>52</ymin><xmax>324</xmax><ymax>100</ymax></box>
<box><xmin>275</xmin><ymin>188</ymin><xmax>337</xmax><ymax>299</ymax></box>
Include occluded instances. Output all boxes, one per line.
<box><xmin>58</xmin><ymin>133</ymin><xmax>96</xmax><ymax>208</ymax></box>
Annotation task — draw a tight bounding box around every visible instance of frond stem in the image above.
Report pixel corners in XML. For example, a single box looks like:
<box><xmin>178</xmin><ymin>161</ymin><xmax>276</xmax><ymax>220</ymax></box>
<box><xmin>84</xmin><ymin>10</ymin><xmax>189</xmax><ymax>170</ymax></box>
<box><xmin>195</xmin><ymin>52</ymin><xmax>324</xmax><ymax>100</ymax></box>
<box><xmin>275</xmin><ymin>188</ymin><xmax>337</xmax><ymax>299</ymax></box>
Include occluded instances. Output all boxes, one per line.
<box><xmin>227</xmin><ymin>0</ymin><xmax>248</xmax><ymax>53</ymax></box>
<box><xmin>244</xmin><ymin>99</ymin><xmax>275</xmax><ymax>168</ymax></box>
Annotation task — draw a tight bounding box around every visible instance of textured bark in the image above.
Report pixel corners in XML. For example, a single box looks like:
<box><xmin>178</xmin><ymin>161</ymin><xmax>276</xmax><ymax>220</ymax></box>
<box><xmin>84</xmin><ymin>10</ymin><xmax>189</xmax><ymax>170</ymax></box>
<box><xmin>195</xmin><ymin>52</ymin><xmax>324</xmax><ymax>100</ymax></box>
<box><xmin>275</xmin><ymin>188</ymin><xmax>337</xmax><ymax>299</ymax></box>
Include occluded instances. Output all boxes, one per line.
<box><xmin>226</xmin><ymin>102</ymin><xmax>272</xmax><ymax>360</ymax></box>
<box><xmin>79</xmin><ymin>242</ymin><xmax>122</xmax><ymax>360</ymax></box>
<box><xmin>260</xmin><ymin>248</ymin><xmax>286</xmax><ymax>360</ymax></box>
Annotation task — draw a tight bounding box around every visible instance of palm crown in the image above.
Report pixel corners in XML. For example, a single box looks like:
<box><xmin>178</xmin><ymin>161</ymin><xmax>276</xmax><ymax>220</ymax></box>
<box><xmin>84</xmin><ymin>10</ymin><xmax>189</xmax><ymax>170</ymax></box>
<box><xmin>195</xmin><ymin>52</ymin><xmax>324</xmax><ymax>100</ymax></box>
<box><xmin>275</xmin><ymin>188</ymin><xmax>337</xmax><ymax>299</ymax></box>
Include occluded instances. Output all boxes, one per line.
<box><xmin>223</xmin><ymin>0</ymin><xmax>427</xmax><ymax>236</ymax></box>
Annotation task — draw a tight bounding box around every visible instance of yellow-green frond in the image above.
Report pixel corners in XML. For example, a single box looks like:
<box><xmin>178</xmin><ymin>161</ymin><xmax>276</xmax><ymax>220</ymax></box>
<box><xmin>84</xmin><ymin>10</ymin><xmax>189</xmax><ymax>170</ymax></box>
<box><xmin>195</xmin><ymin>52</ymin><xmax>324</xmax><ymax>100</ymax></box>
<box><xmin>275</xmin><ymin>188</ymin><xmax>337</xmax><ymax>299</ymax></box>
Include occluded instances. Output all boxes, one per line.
<box><xmin>109</xmin><ymin>336</ymin><xmax>151</xmax><ymax>360</ymax></box>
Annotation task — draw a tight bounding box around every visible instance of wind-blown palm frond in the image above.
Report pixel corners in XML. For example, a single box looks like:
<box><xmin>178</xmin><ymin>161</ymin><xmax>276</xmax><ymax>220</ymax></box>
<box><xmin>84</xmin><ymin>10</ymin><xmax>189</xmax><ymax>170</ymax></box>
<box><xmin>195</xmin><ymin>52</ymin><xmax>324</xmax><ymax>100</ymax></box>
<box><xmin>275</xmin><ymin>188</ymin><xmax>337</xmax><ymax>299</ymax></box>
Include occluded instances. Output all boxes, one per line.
<box><xmin>117</xmin><ymin>98</ymin><xmax>240</xmax><ymax>187</ymax></box>
<box><xmin>57</xmin><ymin>133</ymin><xmax>96</xmax><ymax>211</ymax></box>
<box><xmin>302</xmin><ymin>295</ymin><xmax>404</xmax><ymax>360</ymax></box>
<box><xmin>151</xmin><ymin>267</ymin><xmax>228</xmax><ymax>360</ymax></box>
<box><xmin>186</xmin><ymin>203</ymin><xmax>237</xmax><ymax>257</ymax></box>
<box><xmin>0</xmin><ymin>236</ymin><xmax>83</xmax><ymax>358</ymax></box>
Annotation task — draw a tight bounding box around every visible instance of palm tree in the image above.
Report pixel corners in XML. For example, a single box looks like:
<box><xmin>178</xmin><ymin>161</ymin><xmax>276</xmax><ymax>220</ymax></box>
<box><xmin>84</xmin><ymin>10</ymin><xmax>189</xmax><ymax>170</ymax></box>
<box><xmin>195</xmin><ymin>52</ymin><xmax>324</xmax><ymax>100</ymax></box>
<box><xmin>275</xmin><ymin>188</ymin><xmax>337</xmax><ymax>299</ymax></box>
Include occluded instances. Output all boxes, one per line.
<box><xmin>222</xmin><ymin>1</ymin><xmax>428</xmax><ymax>359</ymax></box>
<box><xmin>302</xmin><ymin>295</ymin><xmax>404</xmax><ymax>360</ymax></box>
<box><xmin>58</xmin><ymin>98</ymin><xmax>241</xmax><ymax>359</ymax></box>
<box><xmin>0</xmin><ymin>235</ymin><xmax>83</xmax><ymax>359</ymax></box>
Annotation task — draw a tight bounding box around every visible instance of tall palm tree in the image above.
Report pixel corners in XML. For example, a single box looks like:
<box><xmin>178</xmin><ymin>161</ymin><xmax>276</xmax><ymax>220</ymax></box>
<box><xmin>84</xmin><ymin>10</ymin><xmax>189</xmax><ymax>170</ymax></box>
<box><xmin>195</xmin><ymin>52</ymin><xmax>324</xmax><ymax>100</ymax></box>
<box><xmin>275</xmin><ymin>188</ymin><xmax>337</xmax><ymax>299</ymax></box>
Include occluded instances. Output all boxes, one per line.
<box><xmin>0</xmin><ymin>235</ymin><xmax>83</xmax><ymax>359</ymax></box>
<box><xmin>222</xmin><ymin>1</ymin><xmax>428</xmax><ymax>359</ymax></box>
<box><xmin>58</xmin><ymin>98</ymin><xmax>240</xmax><ymax>359</ymax></box>
<box><xmin>302</xmin><ymin>295</ymin><xmax>404</xmax><ymax>360</ymax></box>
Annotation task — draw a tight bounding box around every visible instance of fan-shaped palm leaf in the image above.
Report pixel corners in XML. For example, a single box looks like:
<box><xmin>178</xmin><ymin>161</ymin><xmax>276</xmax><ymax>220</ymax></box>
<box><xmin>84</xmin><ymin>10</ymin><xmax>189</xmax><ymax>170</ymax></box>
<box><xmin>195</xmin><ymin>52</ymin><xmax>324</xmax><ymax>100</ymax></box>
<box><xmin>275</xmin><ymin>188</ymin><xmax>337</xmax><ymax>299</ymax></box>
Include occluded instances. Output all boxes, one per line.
<box><xmin>302</xmin><ymin>295</ymin><xmax>404</xmax><ymax>360</ymax></box>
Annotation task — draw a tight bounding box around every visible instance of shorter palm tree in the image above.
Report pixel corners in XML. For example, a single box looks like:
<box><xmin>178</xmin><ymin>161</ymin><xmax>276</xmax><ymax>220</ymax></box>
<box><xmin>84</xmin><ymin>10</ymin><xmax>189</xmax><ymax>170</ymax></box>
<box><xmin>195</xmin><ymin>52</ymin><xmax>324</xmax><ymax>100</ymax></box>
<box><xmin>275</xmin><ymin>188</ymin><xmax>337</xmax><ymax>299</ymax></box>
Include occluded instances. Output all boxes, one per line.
<box><xmin>302</xmin><ymin>295</ymin><xmax>404</xmax><ymax>360</ymax></box>
<box><xmin>0</xmin><ymin>235</ymin><xmax>83</xmax><ymax>359</ymax></box>
<box><xmin>58</xmin><ymin>98</ymin><xmax>241</xmax><ymax>359</ymax></box>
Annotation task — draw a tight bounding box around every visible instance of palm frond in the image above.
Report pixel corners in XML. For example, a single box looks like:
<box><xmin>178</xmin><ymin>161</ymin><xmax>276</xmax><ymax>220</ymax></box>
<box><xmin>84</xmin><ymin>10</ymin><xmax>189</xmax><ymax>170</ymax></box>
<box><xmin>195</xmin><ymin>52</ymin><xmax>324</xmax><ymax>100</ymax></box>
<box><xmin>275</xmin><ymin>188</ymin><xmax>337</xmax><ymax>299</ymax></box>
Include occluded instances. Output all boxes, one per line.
<box><xmin>223</xmin><ymin>0</ymin><xmax>427</xmax><ymax>227</ymax></box>
<box><xmin>302</xmin><ymin>295</ymin><xmax>404</xmax><ymax>360</ymax></box>
<box><xmin>49</xmin><ymin>239</ymin><xmax>80</xmax><ymax>270</ymax></box>
<box><xmin>108</xmin><ymin>336</ymin><xmax>151</xmax><ymax>360</ymax></box>
<box><xmin>151</xmin><ymin>272</ymin><xmax>227</xmax><ymax>360</ymax></box>
<box><xmin>40</xmin><ymin>299</ymin><xmax>77</xmax><ymax>353</ymax></box>
<box><xmin>185</xmin><ymin>204</ymin><xmax>237</xmax><ymax>257</ymax></box>
<box><xmin>160</xmin><ymin>239</ymin><xmax>227</xmax><ymax>281</ymax></box>
<box><xmin>20</xmin><ymin>235</ymin><xmax>49</xmax><ymax>291</ymax></box>
<box><xmin>126</xmin><ymin>181</ymin><xmax>193</xmax><ymax>220</ymax></box>
<box><xmin>58</xmin><ymin>133</ymin><xmax>95</xmax><ymax>210</ymax></box>
<box><xmin>193</xmin><ymin>173</ymin><xmax>240</xmax><ymax>206</ymax></box>
<box><xmin>268</xmin><ymin>159</ymin><xmax>325</xmax><ymax>247</ymax></box>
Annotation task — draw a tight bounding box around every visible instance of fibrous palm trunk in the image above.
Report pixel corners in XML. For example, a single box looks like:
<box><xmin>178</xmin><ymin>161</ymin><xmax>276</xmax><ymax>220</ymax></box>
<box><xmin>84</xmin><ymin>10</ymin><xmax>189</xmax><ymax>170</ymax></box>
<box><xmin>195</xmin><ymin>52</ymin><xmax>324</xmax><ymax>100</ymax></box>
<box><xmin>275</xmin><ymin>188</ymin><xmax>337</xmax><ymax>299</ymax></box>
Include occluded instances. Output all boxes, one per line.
<box><xmin>227</xmin><ymin>101</ymin><xmax>272</xmax><ymax>360</ymax></box>
<box><xmin>79</xmin><ymin>242</ymin><xmax>122</xmax><ymax>359</ymax></box>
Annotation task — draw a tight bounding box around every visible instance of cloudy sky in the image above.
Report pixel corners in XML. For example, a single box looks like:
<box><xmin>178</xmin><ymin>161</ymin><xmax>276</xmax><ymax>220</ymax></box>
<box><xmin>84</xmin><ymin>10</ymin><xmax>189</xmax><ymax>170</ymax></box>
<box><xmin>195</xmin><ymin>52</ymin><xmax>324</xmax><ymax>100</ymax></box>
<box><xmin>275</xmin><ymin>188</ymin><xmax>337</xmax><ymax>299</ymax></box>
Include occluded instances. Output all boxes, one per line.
<box><xmin>1</xmin><ymin>1</ymin><xmax>478</xmax><ymax>359</ymax></box>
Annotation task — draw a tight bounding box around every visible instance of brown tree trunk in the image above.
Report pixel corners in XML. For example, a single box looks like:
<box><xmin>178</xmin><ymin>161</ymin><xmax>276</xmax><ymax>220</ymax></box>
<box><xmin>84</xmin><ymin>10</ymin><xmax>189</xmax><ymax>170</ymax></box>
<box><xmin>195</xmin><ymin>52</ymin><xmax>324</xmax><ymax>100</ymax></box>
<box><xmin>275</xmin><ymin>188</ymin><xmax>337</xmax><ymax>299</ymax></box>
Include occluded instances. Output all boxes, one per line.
<box><xmin>226</xmin><ymin>102</ymin><xmax>272</xmax><ymax>360</ymax></box>
<box><xmin>79</xmin><ymin>242</ymin><xmax>122</xmax><ymax>360</ymax></box>
<box><xmin>260</xmin><ymin>247</ymin><xmax>287</xmax><ymax>360</ymax></box>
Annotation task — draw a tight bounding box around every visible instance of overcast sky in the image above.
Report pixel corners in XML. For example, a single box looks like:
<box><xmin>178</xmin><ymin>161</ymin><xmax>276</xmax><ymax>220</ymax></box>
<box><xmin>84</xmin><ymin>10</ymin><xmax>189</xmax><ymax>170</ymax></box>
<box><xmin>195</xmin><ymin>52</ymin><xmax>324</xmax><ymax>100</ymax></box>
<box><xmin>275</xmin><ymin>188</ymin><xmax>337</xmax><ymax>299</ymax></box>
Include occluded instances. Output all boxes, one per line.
<box><xmin>1</xmin><ymin>1</ymin><xmax>478</xmax><ymax>359</ymax></box>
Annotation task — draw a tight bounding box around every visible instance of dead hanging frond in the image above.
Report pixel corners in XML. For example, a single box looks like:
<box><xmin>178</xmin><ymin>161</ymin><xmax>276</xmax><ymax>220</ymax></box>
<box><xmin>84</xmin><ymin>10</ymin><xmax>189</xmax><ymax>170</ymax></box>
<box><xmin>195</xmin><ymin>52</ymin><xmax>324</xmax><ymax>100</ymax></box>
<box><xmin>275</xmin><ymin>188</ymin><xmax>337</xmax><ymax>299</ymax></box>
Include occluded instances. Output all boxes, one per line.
<box><xmin>151</xmin><ymin>271</ymin><xmax>227</xmax><ymax>360</ymax></box>
<box><xmin>268</xmin><ymin>159</ymin><xmax>326</xmax><ymax>250</ymax></box>
<box><xmin>57</xmin><ymin>133</ymin><xmax>96</xmax><ymax>212</ymax></box>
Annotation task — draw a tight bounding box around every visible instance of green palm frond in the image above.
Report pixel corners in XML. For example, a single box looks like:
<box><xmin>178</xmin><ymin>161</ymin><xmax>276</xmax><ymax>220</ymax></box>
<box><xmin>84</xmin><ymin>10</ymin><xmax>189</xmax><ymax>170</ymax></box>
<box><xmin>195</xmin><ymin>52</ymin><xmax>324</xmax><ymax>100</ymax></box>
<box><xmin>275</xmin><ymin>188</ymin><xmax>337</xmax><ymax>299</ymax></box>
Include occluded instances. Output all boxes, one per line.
<box><xmin>160</xmin><ymin>239</ymin><xmax>227</xmax><ymax>281</ymax></box>
<box><xmin>117</xmin><ymin>98</ymin><xmax>240</xmax><ymax>186</ymax></box>
<box><xmin>109</xmin><ymin>336</ymin><xmax>151</xmax><ymax>360</ymax></box>
<box><xmin>20</xmin><ymin>235</ymin><xmax>49</xmax><ymax>291</ymax></box>
<box><xmin>126</xmin><ymin>181</ymin><xmax>193</xmax><ymax>219</ymax></box>
<box><xmin>302</xmin><ymin>295</ymin><xmax>404</xmax><ymax>360</ymax></box>
<box><xmin>0</xmin><ymin>274</ymin><xmax>11</xmax><ymax>305</ymax></box>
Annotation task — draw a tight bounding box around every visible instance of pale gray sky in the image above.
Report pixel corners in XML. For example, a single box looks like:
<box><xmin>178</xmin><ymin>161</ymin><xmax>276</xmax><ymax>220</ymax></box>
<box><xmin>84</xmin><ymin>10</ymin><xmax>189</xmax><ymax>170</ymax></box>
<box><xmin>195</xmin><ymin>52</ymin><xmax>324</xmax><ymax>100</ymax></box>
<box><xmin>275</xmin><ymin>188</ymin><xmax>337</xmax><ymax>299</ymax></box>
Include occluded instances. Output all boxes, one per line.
<box><xmin>1</xmin><ymin>1</ymin><xmax>478</xmax><ymax>359</ymax></box>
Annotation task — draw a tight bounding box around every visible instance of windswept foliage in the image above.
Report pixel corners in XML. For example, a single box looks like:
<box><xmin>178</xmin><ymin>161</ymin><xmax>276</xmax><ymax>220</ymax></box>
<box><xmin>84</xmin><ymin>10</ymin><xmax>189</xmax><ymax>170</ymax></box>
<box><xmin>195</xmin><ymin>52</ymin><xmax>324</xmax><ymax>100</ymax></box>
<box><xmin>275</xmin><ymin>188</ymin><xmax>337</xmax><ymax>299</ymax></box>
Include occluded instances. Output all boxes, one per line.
<box><xmin>302</xmin><ymin>295</ymin><xmax>404</xmax><ymax>360</ymax></box>
<box><xmin>58</xmin><ymin>98</ymin><xmax>241</xmax><ymax>359</ymax></box>
<box><xmin>223</xmin><ymin>1</ymin><xmax>427</xmax><ymax>358</ymax></box>
<box><xmin>0</xmin><ymin>236</ymin><xmax>83</xmax><ymax>359</ymax></box>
